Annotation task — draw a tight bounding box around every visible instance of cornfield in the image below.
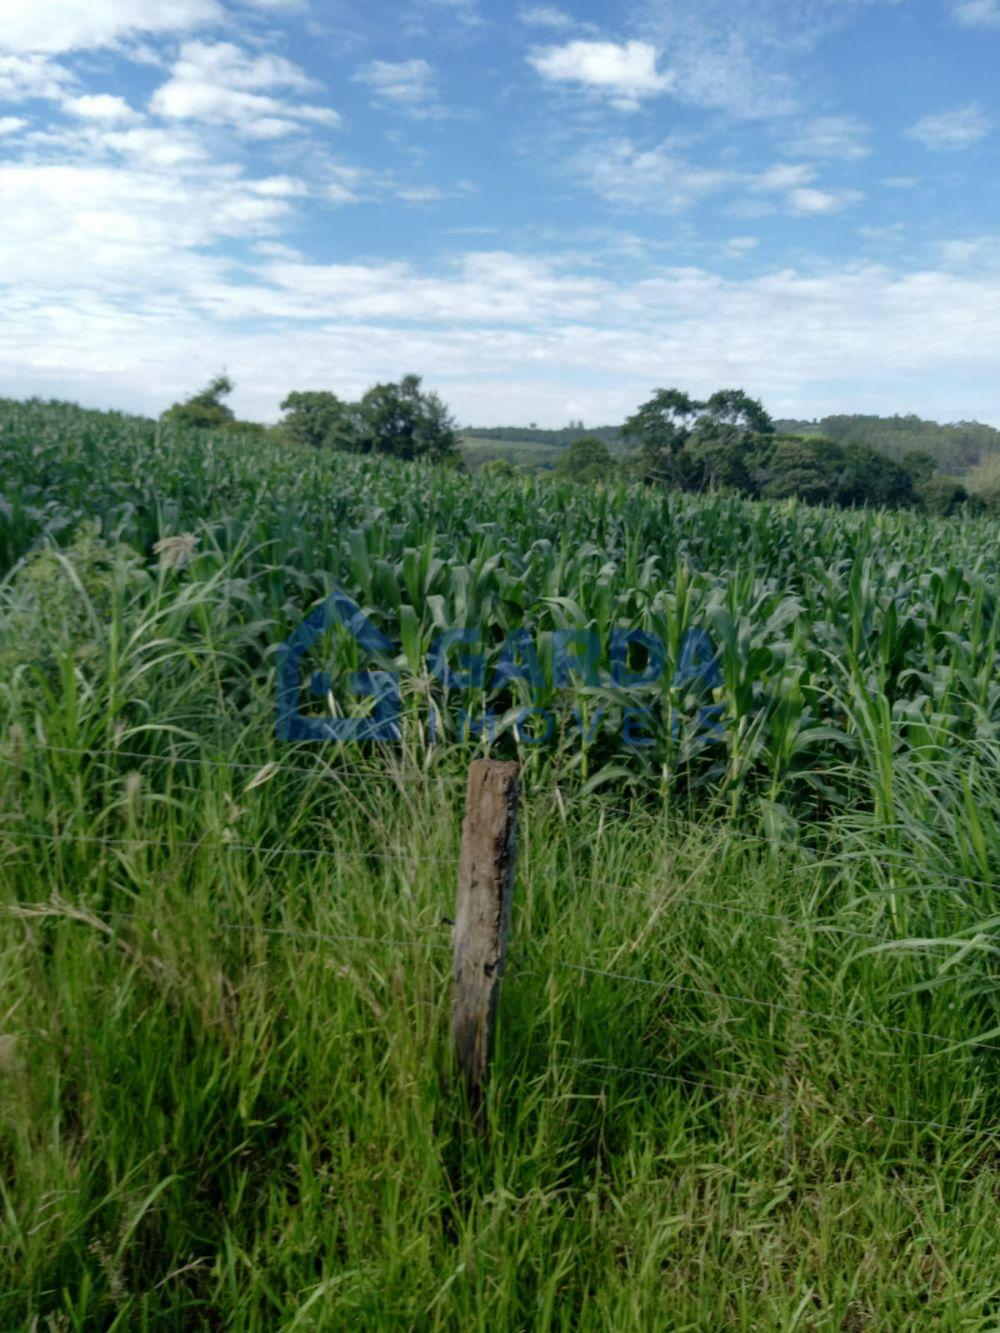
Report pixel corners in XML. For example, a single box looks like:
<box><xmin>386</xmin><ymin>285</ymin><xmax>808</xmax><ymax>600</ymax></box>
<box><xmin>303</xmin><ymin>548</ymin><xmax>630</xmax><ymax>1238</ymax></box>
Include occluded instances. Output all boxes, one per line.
<box><xmin>2</xmin><ymin>397</ymin><xmax>1000</xmax><ymax>1327</ymax></box>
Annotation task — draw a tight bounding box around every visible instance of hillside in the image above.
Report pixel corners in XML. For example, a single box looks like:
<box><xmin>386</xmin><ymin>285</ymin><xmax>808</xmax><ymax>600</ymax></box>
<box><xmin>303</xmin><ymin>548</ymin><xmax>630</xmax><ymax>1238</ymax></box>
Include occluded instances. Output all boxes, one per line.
<box><xmin>775</xmin><ymin>413</ymin><xmax>1000</xmax><ymax>474</ymax></box>
<box><xmin>467</xmin><ymin>413</ymin><xmax>1000</xmax><ymax>477</ymax></box>
<box><xmin>462</xmin><ymin>424</ymin><xmax>624</xmax><ymax>449</ymax></box>
<box><xmin>459</xmin><ymin>433</ymin><xmax>566</xmax><ymax>471</ymax></box>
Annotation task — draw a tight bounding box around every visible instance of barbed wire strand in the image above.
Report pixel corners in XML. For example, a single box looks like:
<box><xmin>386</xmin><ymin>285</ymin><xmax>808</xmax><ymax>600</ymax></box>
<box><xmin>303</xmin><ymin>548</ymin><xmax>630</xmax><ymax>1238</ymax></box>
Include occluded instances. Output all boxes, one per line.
<box><xmin>2</xmin><ymin>745</ymin><xmax>997</xmax><ymax>893</ymax></box>
<box><xmin>571</xmin><ymin>873</ymin><xmax>1000</xmax><ymax>946</ymax></box>
<box><xmin>567</xmin><ymin>1059</ymin><xmax>994</xmax><ymax>1137</ymax></box>
<box><xmin>0</xmin><ymin>903</ymin><xmax>451</xmax><ymax>953</ymax></box>
<box><xmin>556</xmin><ymin>961</ymin><xmax>1000</xmax><ymax>1055</ymax></box>
<box><xmin>0</xmin><ymin>902</ymin><xmax>947</xmax><ymax>1066</ymax></box>
<box><xmin>0</xmin><ymin>825</ymin><xmax>995</xmax><ymax>953</ymax></box>
<box><xmin>1</xmin><ymin>901</ymin><xmax>990</xmax><ymax>1110</ymax></box>
<box><xmin>0</xmin><ymin>742</ymin><xmax>473</xmax><ymax>782</ymax></box>
<box><xmin>3</xmin><ymin>741</ymin><xmax>999</xmax><ymax>876</ymax></box>
<box><xmin>0</xmin><ymin>826</ymin><xmax>459</xmax><ymax>865</ymax></box>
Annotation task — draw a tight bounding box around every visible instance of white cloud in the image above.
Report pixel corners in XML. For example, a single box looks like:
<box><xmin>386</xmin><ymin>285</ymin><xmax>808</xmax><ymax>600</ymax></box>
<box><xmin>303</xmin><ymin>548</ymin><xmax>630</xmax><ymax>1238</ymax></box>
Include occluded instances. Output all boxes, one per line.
<box><xmin>355</xmin><ymin>59</ymin><xmax>441</xmax><ymax>117</ymax></box>
<box><xmin>0</xmin><ymin>0</ymin><xmax>221</xmax><ymax>54</ymax></box>
<box><xmin>573</xmin><ymin>138</ymin><xmax>736</xmax><ymax>212</ymax></box>
<box><xmin>63</xmin><ymin>93</ymin><xmax>139</xmax><ymax>123</ymax></box>
<box><xmin>397</xmin><ymin>185</ymin><xmax>447</xmax><ymax>203</ymax></box>
<box><xmin>938</xmin><ymin>236</ymin><xmax>1000</xmax><ymax>268</ymax></box>
<box><xmin>0</xmin><ymin>161</ymin><xmax>294</xmax><ymax>305</ymax></box>
<box><xmin>528</xmin><ymin>40</ymin><xmax>672</xmax><ymax>108</ymax></box>
<box><xmin>786</xmin><ymin>186</ymin><xmax>861</xmax><ymax>215</ymax></box>
<box><xmin>150</xmin><ymin>41</ymin><xmax>340</xmax><ymax>136</ymax></box>
<box><xmin>0</xmin><ymin>115</ymin><xmax>27</xmax><ymax>136</ymax></box>
<box><xmin>518</xmin><ymin>5</ymin><xmax>574</xmax><ymax>27</ymax></box>
<box><xmin>0</xmin><ymin>53</ymin><xmax>72</xmax><ymax>101</ymax></box>
<box><xmin>783</xmin><ymin>115</ymin><xmax>871</xmax><ymax>160</ymax></box>
<box><xmin>326</xmin><ymin>164</ymin><xmax>367</xmax><ymax>205</ymax></box>
<box><xmin>99</xmin><ymin>126</ymin><xmax>209</xmax><ymax>166</ymax></box>
<box><xmin>743</xmin><ymin>163</ymin><xmax>861</xmax><ymax>216</ymax></box>
<box><xmin>569</xmin><ymin>142</ymin><xmax>860</xmax><ymax>217</ymax></box>
<box><xmin>908</xmin><ymin>103</ymin><xmax>990</xmax><ymax>150</ymax></box>
<box><xmin>635</xmin><ymin>0</ymin><xmax>900</xmax><ymax>119</ymax></box>
<box><xmin>752</xmin><ymin>163</ymin><xmax>816</xmax><ymax>193</ymax></box>
<box><xmin>404</xmin><ymin>0</ymin><xmax>485</xmax><ymax>37</ymax></box>
<box><xmin>248</xmin><ymin>175</ymin><xmax>309</xmax><ymax>197</ymax></box>
<box><xmin>952</xmin><ymin>0</ymin><xmax>1000</xmax><ymax>26</ymax></box>
<box><xmin>6</xmin><ymin>245</ymin><xmax>1000</xmax><ymax>427</ymax></box>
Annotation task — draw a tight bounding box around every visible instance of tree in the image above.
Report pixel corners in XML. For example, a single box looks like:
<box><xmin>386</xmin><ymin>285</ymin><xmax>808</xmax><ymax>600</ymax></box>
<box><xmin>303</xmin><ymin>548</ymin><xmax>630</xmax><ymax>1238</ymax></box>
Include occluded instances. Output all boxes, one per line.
<box><xmin>918</xmin><ymin>475</ymin><xmax>970</xmax><ymax>516</ymax></box>
<box><xmin>161</xmin><ymin>374</ymin><xmax>236</xmax><ymax>430</ymax></box>
<box><xmin>966</xmin><ymin>454</ymin><xmax>1000</xmax><ymax>513</ymax></box>
<box><xmin>354</xmin><ymin>374</ymin><xmax>459</xmax><ymax>461</ymax></box>
<box><xmin>279</xmin><ymin>391</ymin><xmax>357</xmax><ymax>451</ymax></box>
<box><xmin>554</xmin><ymin>436</ymin><xmax>616</xmax><ymax>484</ymax></box>
<box><xmin>761</xmin><ymin>437</ymin><xmax>841</xmax><ymax>505</ymax></box>
<box><xmin>835</xmin><ymin>443</ymin><xmax>915</xmax><ymax>508</ymax></box>
<box><xmin>686</xmin><ymin>422</ymin><xmax>752</xmax><ymax>492</ymax></box>
<box><xmin>901</xmin><ymin>450</ymin><xmax>937</xmax><ymax>485</ymax></box>
<box><xmin>480</xmin><ymin>457</ymin><xmax>514</xmax><ymax>478</ymax></box>
<box><xmin>623</xmin><ymin>389</ymin><xmax>703</xmax><ymax>486</ymax></box>
<box><xmin>625</xmin><ymin>387</ymin><xmax>777</xmax><ymax>493</ymax></box>
<box><xmin>701</xmin><ymin>389</ymin><xmax>774</xmax><ymax>436</ymax></box>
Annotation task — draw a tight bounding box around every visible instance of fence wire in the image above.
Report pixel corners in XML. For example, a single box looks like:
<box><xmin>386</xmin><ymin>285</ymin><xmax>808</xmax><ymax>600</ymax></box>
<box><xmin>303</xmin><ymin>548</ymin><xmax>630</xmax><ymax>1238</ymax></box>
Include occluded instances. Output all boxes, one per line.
<box><xmin>556</xmin><ymin>961</ymin><xmax>1000</xmax><ymax>1055</ymax></box>
<box><xmin>567</xmin><ymin>1059</ymin><xmax>994</xmax><ymax>1138</ymax></box>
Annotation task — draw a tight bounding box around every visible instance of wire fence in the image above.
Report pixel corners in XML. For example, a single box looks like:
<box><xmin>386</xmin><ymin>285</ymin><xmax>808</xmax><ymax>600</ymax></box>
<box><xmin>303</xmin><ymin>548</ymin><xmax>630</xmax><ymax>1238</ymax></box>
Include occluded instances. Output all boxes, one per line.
<box><xmin>1</xmin><ymin>742</ymin><xmax>998</xmax><ymax>1144</ymax></box>
<box><xmin>1</xmin><ymin>740</ymin><xmax>996</xmax><ymax>881</ymax></box>
<box><xmin>0</xmin><ymin>826</ymin><xmax>460</xmax><ymax>864</ymax></box>
<box><xmin>0</xmin><ymin>824</ymin><xmax>995</xmax><ymax>960</ymax></box>
<box><xmin>3</xmin><ymin>894</ymin><xmax>995</xmax><ymax>1138</ymax></box>
<box><xmin>565</xmin><ymin>1059</ymin><xmax>992</xmax><ymax>1138</ymax></box>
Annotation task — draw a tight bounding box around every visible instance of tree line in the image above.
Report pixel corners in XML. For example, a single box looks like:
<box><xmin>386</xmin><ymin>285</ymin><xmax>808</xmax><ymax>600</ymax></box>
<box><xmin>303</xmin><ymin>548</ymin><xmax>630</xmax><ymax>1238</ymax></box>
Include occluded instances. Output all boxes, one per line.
<box><xmin>161</xmin><ymin>376</ymin><xmax>1000</xmax><ymax>515</ymax></box>
<box><xmin>775</xmin><ymin>413</ymin><xmax>1000</xmax><ymax>476</ymax></box>
<box><xmin>162</xmin><ymin>374</ymin><xmax>461</xmax><ymax>462</ymax></box>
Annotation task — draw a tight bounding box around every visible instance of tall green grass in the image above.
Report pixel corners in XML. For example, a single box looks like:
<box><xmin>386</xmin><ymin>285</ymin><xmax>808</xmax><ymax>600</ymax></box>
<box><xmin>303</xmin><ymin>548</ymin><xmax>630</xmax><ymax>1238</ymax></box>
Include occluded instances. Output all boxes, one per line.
<box><xmin>1</xmin><ymin>762</ymin><xmax>999</xmax><ymax>1326</ymax></box>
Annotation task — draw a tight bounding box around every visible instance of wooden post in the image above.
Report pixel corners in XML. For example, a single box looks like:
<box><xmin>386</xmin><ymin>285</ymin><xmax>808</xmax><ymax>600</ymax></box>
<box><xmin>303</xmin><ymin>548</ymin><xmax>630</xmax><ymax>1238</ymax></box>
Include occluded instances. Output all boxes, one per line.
<box><xmin>451</xmin><ymin>758</ymin><xmax>520</xmax><ymax>1123</ymax></box>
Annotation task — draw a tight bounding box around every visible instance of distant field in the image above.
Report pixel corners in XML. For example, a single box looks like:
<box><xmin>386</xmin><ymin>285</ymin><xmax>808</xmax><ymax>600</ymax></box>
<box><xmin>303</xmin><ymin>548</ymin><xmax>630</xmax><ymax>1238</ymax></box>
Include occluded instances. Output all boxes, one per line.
<box><xmin>459</xmin><ymin>433</ymin><xmax>565</xmax><ymax>471</ymax></box>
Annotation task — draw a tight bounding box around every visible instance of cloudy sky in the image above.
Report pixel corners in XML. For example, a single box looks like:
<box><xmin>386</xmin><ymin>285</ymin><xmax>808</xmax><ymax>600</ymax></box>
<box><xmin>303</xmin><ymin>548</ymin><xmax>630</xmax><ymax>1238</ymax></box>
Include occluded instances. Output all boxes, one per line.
<box><xmin>1</xmin><ymin>0</ymin><xmax>999</xmax><ymax>426</ymax></box>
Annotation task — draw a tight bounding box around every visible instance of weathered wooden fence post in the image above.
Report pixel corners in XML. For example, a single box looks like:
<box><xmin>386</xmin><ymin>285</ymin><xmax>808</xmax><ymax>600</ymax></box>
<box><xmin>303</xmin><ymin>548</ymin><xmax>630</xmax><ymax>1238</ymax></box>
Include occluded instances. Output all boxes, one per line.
<box><xmin>451</xmin><ymin>758</ymin><xmax>520</xmax><ymax>1124</ymax></box>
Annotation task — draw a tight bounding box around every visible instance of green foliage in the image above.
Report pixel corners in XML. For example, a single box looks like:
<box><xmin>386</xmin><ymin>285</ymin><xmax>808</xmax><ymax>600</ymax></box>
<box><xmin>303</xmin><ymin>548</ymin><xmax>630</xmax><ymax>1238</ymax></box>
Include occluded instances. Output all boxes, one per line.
<box><xmin>279</xmin><ymin>390</ymin><xmax>357</xmax><ymax>450</ymax></box>
<box><xmin>354</xmin><ymin>373</ymin><xmax>460</xmax><ymax>462</ymax></box>
<box><xmin>623</xmin><ymin>387</ymin><xmax>704</xmax><ymax>486</ymax></box>
<box><xmin>623</xmin><ymin>387</ymin><xmax>921</xmax><ymax>509</ymax></box>
<box><xmin>2</xmin><ymin>782</ymin><xmax>1000</xmax><ymax>1326</ymax></box>
<box><xmin>2</xmin><ymin>396</ymin><xmax>1000</xmax><ymax>1323</ymax></box>
<box><xmin>1</xmin><ymin>393</ymin><xmax>998</xmax><ymax>819</ymax></box>
<box><xmin>461</xmin><ymin>435</ymin><xmax>564</xmax><ymax>472</ymax></box>
<box><xmin>917</xmin><ymin>474</ymin><xmax>970</xmax><ymax>516</ymax></box>
<box><xmin>966</xmin><ymin>454</ymin><xmax>1000</xmax><ymax>513</ymax></box>
<box><xmin>554</xmin><ymin>435</ymin><xmax>616</xmax><ymax>483</ymax></box>
<box><xmin>836</xmin><ymin>440</ymin><xmax>916</xmax><ymax>507</ymax></box>
<box><xmin>760</xmin><ymin>436</ymin><xmax>843</xmax><ymax>503</ymax></box>
<box><xmin>480</xmin><ymin>456</ymin><xmax>515</xmax><ymax>478</ymax></box>
<box><xmin>624</xmin><ymin>388</ymin><xmax>776</xmax><ymax>495</ymax></box>
<box><xmin>776</xmin><ymin>411</ymin><xmax>1000</xmax><ymax>474</ymax></box>
<box><xmin>160</xmin><ymin>374</ymin><xmax>236</xmax><ymax>431</ymax></box>
<box><xmin>901</xmin><ymin>450</ymin><xmax>938</xmax><ymax>484</ymax></box>
<box><xmin>462</xmin><ymin>422</ymin><xmax>624</xmax><ymax>448</ymax></box>
<box><xmin>1</xmin><ymin>520</ymin><xmax>146</xmax><ymax>675</ymax></box>
<box><xmin>761</xmin><ymin>436</ymin><xmax>918</xmax><ymax>508</ymax></box>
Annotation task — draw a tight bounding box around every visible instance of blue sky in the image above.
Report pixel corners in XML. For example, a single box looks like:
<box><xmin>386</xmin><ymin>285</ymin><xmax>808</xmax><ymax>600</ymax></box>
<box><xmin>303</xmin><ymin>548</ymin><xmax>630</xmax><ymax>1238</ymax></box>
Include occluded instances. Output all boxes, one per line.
<box><xmin>1</xmin><ymin>0</ymin><xmax>999</xmax><ymax>426</ymax></box>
